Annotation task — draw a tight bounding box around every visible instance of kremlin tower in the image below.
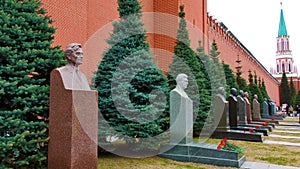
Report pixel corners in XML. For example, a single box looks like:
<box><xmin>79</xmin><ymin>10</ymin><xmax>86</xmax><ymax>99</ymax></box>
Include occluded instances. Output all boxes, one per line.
<box><xmin>271</xmin><ymin>3</ymin><xmax>298</xmax><ymax>79</ymax></box>
<box><xmin>271</xmin><ymin>3</ymin><xmax>299</xmax><ymax>94</ymax></box>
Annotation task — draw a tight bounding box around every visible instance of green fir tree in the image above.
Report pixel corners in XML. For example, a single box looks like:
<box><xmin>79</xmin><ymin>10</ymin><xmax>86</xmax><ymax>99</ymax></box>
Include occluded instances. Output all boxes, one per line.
<box><xmin>280</xmin><ymin>71</ymin><xmax>290</xmax><ymax>105</ymax></box>
<box><xmin>247</xmin><ymin>70</ymin><xmax>263</xmax><ymax>105</ymax></box>
<box><xmin>93</xmin><ymin>0</ymin><xmax>169</xmax><ymax>151</ymax></box>
<box><xmin>0</xmin><ymin>0</ymin><xmax>65</xmax><ymax>168</ymax></box>
<box><xmin>289</xmin><ymin>77</ymin><xmax>296</xmax><ymax>106</ymax></box>
<box><xmin>235</xmin><ymin>57</ymin><xmax>248</xmax><ymax>92</ymax></box>
<box><xmin>295</xmin><ymin>90</ymin><xmax>300</xmax><ymax>106</ymax></box>
<box><xmin>209</xmin><ymin>40</ymin><xmax>227</xmax><ymax>96</ymax></box>
<box><xmin>222</xmin><ymin>62</ymin><xmax>238</xmax><ymax>97</ymax></box>
<box><xmin>260</xmin><ymin>79</ymin><xmax>270</xmax><ymax>100</ymax></box>
<box><xmin>168</xmin><ymin>5</ymin><xmax>209</xmax><ymax>136</ymax></box>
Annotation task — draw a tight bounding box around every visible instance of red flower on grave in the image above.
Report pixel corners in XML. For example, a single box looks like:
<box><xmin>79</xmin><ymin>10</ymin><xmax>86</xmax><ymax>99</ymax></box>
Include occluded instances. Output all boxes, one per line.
<box><xmin>217</xmin><ymin>138</ymin><xmax>244</xmax><ymax>155</ymax></box>
<box><xmin>255</xmin><ymin>126</ymin><xmax>260</xmax><ymax>129</ymax></box>
<box><xmin>217</xmin><ymin>138</ymin><xmax>228</xmax><ymax>149</ymax></box>
<box><xmin>249</xmin><ymin>129</ymin><xmax>254</xmax><ymax>133</ymax></box>
<box><xmin>223</xmin><ymin>138</ymin><xmax>228</xmax><ymax>142</ymax></box>
<box><xmin>262</xmin><ymin>122</ymin><xmax>267</xmax><ymax>126</ymax></box>
<box><xmin>244</xmin><ymin>130</ymin><xmax>246</xmax><ymax>133</ymax></box>
<box><xmin>271</xmin><ymin>118</ymin><xmax>275</xmax><ymax>121</ymax></box>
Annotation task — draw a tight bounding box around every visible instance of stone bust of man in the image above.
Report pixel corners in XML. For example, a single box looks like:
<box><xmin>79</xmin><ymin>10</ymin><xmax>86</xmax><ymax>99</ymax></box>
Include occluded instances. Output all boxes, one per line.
<box><xmin>172</xmin><ymin>73</ymin><xmax>189</xmax><ymax>99</ymax></box>
<box><xmin>170</xmin><ymin>73</ymin><xmax>193</xmax><ymax>144</ymax></box>
<box><xmin>253</xmin><ymin>94</ymin><xmax>258</xmax><ymax>101</ymax></box>
<box><xmin>56</xmin><ymin>43</ymin><xmax>90</xmax><ymax>90</ymax></box>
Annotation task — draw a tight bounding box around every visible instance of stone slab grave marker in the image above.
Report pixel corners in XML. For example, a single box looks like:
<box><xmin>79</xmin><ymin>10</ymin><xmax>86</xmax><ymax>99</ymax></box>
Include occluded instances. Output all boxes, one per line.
<box><xmin>237</xmin><ymin>90</ymin><xmax>247</xmax><ymax>125</ymax></box>
<box><xmin>160</xmin><ymin>76</ymin><xmax>246</xmax><ymax>168</ymax></box>
<box><xmin>262</xmin><ymin>98</ymin><xmax>270</xmax><ymax>118</ymax></box>
<box><xmin>228</xmin><ymin>88</ymin><xmax>238</xmax><ymax>129</ymax></box>
<box><xmin>48</xmin><ymin>43</ymin><xmax>98</xmax><ymax>169</ymax></box>
<box><xmin>244</xmin><ymin>92</ymin><xmax>252</xmax><ymax>123</ymax></box>
<box><xmin>211</xmin><ymin>88</ymin><xmax>264</xmax><ymax>142</ymax></box>
<box><xmin>212</xmin><ymin>87</ymin><xmax>229</xmax><ymax>131</ymax></box>
<box><xmin>252</xmin><ymin>94</ymin><xmax>261</xmax><ymax>121</ymax></box>
<box><xmin>262</xmin><ymin>98</ymin><xmax>283</xmax><ymax>120</ymax></box>
<box><xmin>227</xmin><ymin>88</ymin><xmax>267</xmax><ymax>136</ymax></box>
<box><xmin>251</xmin><ymin>95</ymin><xmax>278</xmax><ymax>125</ymax></box>
<box><xmin>244</xmin><ymin>92</ymin><xmax>273</xmax><ymax>131</ymax></box>
<box><xmin>170</xmin><ymin>73</ymin><xmax>193</xmax><ymax>144</ymax></box>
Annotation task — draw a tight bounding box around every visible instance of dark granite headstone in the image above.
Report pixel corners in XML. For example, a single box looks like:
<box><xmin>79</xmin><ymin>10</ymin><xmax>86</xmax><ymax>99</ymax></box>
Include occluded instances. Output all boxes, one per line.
<box><xmin>262</xmin><ymin>98</ymin><xmax>269</xmax><ymax>118</ymax></box>
<box><xmin>269</xmin><ymin>100</ymin><xmax>276</xmax><ymax>116</ymax></box>
<box><xmin>228</xmin><ymin>88</ymin><xmax>238</xmax><ymax>128</ymax></box>
<box><xmin>237</xmin><ymin>90</ymin><xmax>247</xmax><ymax>125</ymax></box>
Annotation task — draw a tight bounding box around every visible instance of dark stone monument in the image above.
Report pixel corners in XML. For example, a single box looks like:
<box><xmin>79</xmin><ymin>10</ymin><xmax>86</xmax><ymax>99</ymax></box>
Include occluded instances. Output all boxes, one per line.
<box><xmin>251</xmin><ymin>95</ymin><xmax>278</xmax><ymax>125</ymax></box>
<box><xmin>262</xmin><ymin>98</ymin><xmax>283</xmax><ymax>120</ymax></box>
<box><xmin>228</xmin><ymin>88</ymin><xmax>238</xmax><ymax>128</ymax></box>
<box><xmin>237</xmin><ymin>90</ymin><xmax>247</xmax><ymax>125</ymax></box>
<box><xmin>211</xmin><ymin>88</ymin><xmax>265</xmax><ymax>142</ymax></box>
<box><xmin>160</xmin><ymin>77</ymin><xmax>245</xmax><ymax>168</ymax></box>
<box><xmin>240</xmin><ymin>92</ymin><xmax>273</xmax><ymax>131</ymax></box>
<box><xmin>48</xmin><ymin>43</ymin><xmax>98</xmax><ymax>169</ymax></box>
<box><xmin>262</xmin><ymin>98</ymin><xmax>270</xmax><ymax>118</ymax></box>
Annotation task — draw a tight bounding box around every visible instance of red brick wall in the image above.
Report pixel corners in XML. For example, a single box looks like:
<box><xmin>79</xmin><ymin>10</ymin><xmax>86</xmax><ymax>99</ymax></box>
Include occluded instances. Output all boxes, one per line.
<box><xmin>41</xmin><ymin>0</ymin><xmax>280</xmax><ymax>104</ymax></box>
<box><xmin>206</xmin><ymin>17</ymin><xmax>280</xmax><ymax>104</ymax></box>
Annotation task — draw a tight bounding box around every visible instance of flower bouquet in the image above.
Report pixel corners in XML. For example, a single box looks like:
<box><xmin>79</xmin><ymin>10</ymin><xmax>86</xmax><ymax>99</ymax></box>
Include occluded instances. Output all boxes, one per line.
<box><xmin>217</xmin><ymin>138</ymin><xmax>244</xmax><ymax>156</ymax></box>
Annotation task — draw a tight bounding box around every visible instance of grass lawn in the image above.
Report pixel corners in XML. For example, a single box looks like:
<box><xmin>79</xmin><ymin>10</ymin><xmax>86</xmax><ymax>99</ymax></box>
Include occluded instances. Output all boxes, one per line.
<box><xmin>98</xmin><ymin>137</ymin><xmax>300</xmax><ymax>168</ymax></box>
<box><xmin>98</xmin><ymin>153</ymin><xmax>237</xmax><ymax>169</ymax></box>
<box><xmin>98</xmin><ymin>117</ymin><xmax>300</xmax><ymax>168</ymax></box>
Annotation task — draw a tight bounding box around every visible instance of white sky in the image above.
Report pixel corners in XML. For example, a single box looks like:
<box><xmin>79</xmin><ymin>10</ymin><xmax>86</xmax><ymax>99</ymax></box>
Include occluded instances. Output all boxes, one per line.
<box><xmin>207</xmin><ymin>0</ymin><xmax>300</xmax><ymax>73</ymax></box>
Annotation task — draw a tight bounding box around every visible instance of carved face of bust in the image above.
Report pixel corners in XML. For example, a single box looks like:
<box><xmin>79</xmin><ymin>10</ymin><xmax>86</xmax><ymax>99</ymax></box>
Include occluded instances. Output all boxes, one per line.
<box><xmin>65</xmin><ymin>43</ymin><xmax>83</xmax><ymax>66</ymax></box>
<box><xmin>218</xmin><ymin>87</ymin><xmax>225</xmax><ymax>96</ymax></box>
<box><xmin>244</xmin><ymin>92</ymin><xmax>249</xmax><ymax>98</ymax></box>
<box><xmin>230</xmin><ymin>88</ymin><xmax>237</xmax><ymax>96</ymax></box>
<box><xmin>176</xmin><ymin>74</ymin><xmax>188</xmax><ymax>90</ymax></box>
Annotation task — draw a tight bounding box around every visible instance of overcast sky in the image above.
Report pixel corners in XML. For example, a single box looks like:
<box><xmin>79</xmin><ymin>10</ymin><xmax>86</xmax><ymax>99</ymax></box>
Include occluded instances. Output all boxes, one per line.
<box><xmin>207</xmin><ymin>0</ymin><xmax>300</xmax><ymax>74</ymax></box>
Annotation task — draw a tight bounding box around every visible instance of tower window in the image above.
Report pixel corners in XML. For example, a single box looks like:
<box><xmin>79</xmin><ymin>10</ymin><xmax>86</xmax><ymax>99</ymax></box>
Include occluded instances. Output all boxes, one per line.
<box><xmin>282</xmin><ymin>63</ymin><xmax>285</xmax><ymax>72</ymax></box>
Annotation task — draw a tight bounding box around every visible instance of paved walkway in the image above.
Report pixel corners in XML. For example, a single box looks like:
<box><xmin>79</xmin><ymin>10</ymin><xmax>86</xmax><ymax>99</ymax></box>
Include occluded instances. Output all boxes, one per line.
<box><xmin>241</xmin><ymin>161</ymin><xmax>300</xmax><ymax>169</ymax></box>
<box><xmin>275</xmin><ymin>126</ymin><xmax>300</xmax><ymax>130</ymax></box>
<box><xmin>272</xmin><ymin>130</ymin><xmax>300</xmax><ymax>134</ymax></box>
<box><xmin>263</xmin><ymin>140</ymin><xmax>300</xmax><ymax>146</ymax></box>
<box><xmin>268</xmin><ymin>134</ymin><xmax>300</xmax><ymax>140</ymax></box>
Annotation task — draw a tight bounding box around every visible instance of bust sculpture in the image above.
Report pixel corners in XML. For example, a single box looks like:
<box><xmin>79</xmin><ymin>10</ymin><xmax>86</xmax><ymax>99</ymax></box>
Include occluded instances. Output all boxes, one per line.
<box><xmin>252</xmin><ymin>94</ymin><xmax>261</xmax><ymax>120</ymax></box>
<box><xmin>237</xmin><ymin>90</ymin><xmax>247</xmax><ymax>125</ymax></box>
<box><xmin>243</xmin><ymin>91</ymin><xmax>252</xmax><ymax>123</ymax></box>
<box><xmin>56</xmin><ymin>43</ymin><xmax>90</xmax><ymax>90</ymax></box>
<box><xmin>212</xmin><ymin>87</ymin><xmax>229</xmax><ymax>130</ymax></box>
<box><xmin>170</xmin><ymin>73</ymin><xmax>193</xmax><ymax>144</ymax></box>
<box><xmin>228</xmin><ymin>88</ymin><xmax>238</xmax><ymax>128</ymax></box>
<box><xmin>48</xmin><ymin>43</ymin><xmax>98</xmax><ymax>169</ymax></box>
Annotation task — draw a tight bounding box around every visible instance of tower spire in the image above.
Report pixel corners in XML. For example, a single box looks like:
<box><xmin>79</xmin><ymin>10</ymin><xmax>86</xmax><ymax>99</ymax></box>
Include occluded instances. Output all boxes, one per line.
<box><xmin>278</xmin><ymin>2</ymin><xmax>288</xmax><ymax>37</ymax></box>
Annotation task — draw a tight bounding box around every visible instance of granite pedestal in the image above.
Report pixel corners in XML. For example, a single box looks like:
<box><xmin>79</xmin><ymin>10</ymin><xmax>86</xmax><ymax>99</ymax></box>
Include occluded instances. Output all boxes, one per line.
<box><xmin>48</xmin><ymin>69</ymin><xmax>98</xmax><ymax>169</ymax></box>
<box><xmin>159</xmin><ymin>142</ymin><xmax>245</xmax><ymax>168</ymax></box>
<box><xmin>160</xmin><ymin>81</ymin><xmax>246</xmax><ymax>167</ymax></box>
